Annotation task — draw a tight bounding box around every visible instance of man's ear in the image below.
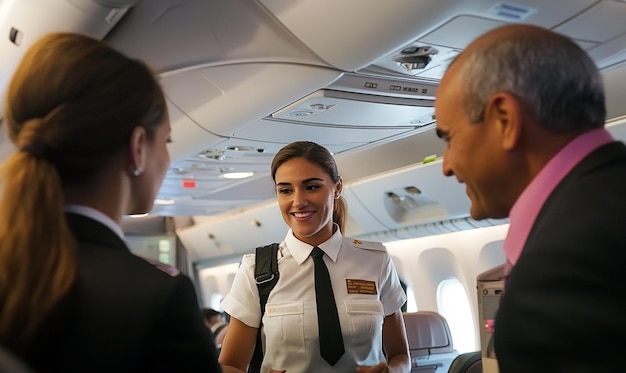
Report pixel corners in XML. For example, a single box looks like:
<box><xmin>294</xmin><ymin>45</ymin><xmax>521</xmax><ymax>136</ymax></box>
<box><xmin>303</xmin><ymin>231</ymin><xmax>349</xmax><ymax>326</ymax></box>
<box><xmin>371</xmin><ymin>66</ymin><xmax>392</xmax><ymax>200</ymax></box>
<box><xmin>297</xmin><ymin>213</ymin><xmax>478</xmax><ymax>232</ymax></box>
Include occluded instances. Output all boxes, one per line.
<box><xmin>485</xmin><ymin>92</ymin><xmax>523</xmax><ymax>151</ymax></box>
<box><xmin>128</xmin><ymin>126</ymin><xmax>147</xmax><ymax>175</ymax></box>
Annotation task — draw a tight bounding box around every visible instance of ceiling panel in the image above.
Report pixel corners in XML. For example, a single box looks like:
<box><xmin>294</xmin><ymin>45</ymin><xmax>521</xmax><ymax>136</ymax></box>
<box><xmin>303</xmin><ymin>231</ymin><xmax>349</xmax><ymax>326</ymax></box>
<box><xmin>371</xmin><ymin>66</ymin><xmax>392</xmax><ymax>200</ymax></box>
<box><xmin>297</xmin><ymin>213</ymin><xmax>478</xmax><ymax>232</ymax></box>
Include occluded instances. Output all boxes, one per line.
<box><xmin>232</xmin><ymin>119</ymin><xmax>423</xmax><ymax>148</ymax></box>
<box><xmin>105</xmin><ymin>0</ymin><xmax>322</xmax><ymax>72</ymax></box>
<box><xmin>555</xmin><ymin>1</ymin><xmax>626</xmax><ymax>42</ymax></box>
<box><xmin>258</xmin><ymin>0</ymin><xmax>463</xmax><ymax>71</ymax></box>
<box><xmin>161</xmin><ymin>63</ymin><xmax>342</xmax><ymax>140</ymax></box>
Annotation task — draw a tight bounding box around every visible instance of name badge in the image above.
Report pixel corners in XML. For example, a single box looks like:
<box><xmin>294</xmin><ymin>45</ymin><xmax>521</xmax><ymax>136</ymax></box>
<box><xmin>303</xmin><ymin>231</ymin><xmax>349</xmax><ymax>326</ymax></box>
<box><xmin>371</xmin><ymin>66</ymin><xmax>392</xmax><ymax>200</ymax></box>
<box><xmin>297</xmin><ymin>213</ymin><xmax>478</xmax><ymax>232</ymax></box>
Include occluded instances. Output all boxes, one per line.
<box><xmin>346</xmin><ymin>279</ymin><xmax>377</xmax><ymax>295</ymax></box>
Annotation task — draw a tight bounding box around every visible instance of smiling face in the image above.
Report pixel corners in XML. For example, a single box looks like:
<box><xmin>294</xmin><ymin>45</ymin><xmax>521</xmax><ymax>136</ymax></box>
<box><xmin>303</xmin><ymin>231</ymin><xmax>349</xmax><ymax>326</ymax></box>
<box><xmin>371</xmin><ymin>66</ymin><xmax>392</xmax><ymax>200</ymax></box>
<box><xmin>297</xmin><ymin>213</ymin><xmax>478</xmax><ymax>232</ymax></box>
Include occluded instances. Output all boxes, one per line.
<box><xmin>435</xmin><ymin>60</ymin><xmax>512</xmax><ymax>220</ymax></box>
<box><xmin>274</xmin><ymin>157</ymin><xmax>341</xmax><ymax>246</ymax></box>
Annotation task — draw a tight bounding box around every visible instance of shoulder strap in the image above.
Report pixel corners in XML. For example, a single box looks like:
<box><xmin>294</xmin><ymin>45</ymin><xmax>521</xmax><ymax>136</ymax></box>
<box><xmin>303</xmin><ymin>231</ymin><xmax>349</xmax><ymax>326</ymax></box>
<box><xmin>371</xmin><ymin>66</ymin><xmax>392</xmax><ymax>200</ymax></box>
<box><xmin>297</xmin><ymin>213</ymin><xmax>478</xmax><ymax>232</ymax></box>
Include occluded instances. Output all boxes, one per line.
<box><xmin>248</xmin><ymin>243</ymin><xmax>280</xmax><ymax>373</ymax></box>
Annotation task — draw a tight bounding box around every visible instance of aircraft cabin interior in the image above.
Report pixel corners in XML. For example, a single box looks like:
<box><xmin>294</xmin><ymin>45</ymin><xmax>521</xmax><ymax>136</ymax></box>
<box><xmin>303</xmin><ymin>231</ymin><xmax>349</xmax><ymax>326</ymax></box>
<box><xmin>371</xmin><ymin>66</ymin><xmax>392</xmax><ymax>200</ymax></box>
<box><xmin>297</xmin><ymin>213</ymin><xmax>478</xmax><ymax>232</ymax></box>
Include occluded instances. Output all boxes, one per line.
<box><xmin>2</xmin><ymin>1</ymin><xmax>626</xmax><ymax>372</ymax></box>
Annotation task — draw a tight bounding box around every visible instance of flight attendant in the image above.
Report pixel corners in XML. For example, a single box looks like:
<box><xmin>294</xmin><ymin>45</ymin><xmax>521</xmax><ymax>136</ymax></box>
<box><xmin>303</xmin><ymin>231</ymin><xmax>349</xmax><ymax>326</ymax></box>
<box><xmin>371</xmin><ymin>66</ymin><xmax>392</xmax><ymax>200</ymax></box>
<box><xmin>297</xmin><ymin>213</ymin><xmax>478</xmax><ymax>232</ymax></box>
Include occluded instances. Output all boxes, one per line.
<box><xmin>219</xmin><ymin>141</ymin><xmax>410</xmax><ymax>373</ymax></box>
<box><xmin>0</xmin><ymin>32</ymin><xmax>221</xmax><ymax>373</ymax></box>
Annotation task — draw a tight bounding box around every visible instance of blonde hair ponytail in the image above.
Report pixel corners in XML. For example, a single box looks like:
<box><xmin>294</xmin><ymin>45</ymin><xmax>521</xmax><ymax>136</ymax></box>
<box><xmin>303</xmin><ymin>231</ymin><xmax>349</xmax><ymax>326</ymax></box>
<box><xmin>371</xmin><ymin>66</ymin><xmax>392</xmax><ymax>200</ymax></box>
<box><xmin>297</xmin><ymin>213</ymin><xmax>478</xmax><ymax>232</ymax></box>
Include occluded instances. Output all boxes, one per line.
<box><xmin>0</xmin><ymin>149</ymin><xmax>76</xmax><ymax>345</ymax></box>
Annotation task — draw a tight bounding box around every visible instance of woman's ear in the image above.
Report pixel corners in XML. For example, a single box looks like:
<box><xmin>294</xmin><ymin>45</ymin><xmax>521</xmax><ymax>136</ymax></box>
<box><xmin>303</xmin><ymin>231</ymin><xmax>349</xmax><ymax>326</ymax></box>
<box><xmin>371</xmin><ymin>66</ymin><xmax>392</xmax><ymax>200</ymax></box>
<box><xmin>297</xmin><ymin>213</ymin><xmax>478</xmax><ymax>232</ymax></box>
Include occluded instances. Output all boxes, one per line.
<box><xmin>334</xmin><ymin>177</ymin><xmax>343</xmax><ymax>199</ymax></box>
<box><xmin>128</xmin><ymin>126</ymin><xmax>147</xmax><ymax>176</ymax></box>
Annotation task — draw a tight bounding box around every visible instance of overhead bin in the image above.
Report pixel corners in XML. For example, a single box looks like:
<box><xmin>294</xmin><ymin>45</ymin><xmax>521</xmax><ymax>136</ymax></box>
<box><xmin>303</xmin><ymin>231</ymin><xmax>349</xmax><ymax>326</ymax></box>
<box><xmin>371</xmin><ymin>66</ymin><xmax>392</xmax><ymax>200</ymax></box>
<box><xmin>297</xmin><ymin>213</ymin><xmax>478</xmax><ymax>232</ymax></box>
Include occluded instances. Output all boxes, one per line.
<box><xmin>555</xmin><ymin>1</ymin><xmax>626</xmax><ymax>70</ymax></box>
<box><xmin>230</xmin><ymin>72</ymin><xmax>438</xmax><ymax>154</ymax></box>
<box><xmin>604</xmin><ymin>62</ymin><xmax>626</xmax><ymax>119</ymax></box>
<box><xmin>343</xmin><ymin>115</ymin><xmax>626</xmax><ymax>240</ymax></box>
<box><xmin>232</xmin><ymin>99</ymin><xmax>433</xmax><ymax>148</ymax></box>
<box><xmin>159</xmin><ymin>63</ymin><xmax>343</xmax><ymax>157</ymax></box>
<box><xmin>0</xmin><ymin>0</ymin><xmax>135</xmax><ymax>44</ymax></box>
<box><xmin>165</xmin><ymin>100</ymin><xmax>228</xmax><ymax>163</ymax></box>
<box><xmin>104</xmin><ymin>0</ymin><xmax>326</xmax><ymax>73</ymax></box>
<box><xmin>177</xmin><ymin>200</ymin><xmax>287</xmax><ymax>260</ymax></box>
<box><xmin>606</xmin><ymin>115</ymin><xmax>626</xmax><ymax>144</ymax></box>
<box><xmin>258</xmin><ymin>0</ymin><xmax>464</xmax><ymax>71</ymax></box>
<box><xmin>0</xmin><ymin>0</ymin><xmax>137</xmax><ymax>118</ymax></box>
<box><xmin>259</xmin><ymin>0</ymin><xmax>608</xmax><ymax>73</ymax></box>
<box><xmin>342</xmin><ymin>158</ymin><xmax>472</xmax><ymax>237</ymax></box>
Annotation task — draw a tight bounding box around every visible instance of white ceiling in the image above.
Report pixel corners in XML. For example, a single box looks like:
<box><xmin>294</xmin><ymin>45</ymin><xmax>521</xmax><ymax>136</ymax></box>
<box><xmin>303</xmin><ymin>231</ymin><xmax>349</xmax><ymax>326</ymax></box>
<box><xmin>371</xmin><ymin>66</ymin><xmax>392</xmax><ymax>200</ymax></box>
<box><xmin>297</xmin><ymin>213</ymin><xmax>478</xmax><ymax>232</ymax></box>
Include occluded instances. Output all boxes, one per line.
<box><xmin>2</xmin><ymin>0</ymin><xmax>626</xmax><ymax>226</ymax></box>
<box><xmin>136</xmin><ymin>0</ymin><xmax>626</xmax><ymax>218</ymax></box>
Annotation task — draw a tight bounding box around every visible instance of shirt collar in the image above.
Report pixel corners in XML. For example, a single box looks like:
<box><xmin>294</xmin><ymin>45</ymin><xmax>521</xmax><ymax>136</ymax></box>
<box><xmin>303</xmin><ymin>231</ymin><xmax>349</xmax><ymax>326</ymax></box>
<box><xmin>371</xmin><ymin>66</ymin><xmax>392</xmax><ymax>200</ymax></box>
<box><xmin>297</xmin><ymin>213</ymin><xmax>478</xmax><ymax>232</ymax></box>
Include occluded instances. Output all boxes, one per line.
<box><xmin>64</xmin><ymin>204</ymin><xmax>126</xmax><ymax>241</ymax></box>
<box><xmin>284</xmin><ymin>224</ymin><xmax>343</xmax><ymax>265</ymax></box>
<box><xmin>504</xmin><ymin>128</ymin><xmax>614</xmax><ymax>266</ymax></box>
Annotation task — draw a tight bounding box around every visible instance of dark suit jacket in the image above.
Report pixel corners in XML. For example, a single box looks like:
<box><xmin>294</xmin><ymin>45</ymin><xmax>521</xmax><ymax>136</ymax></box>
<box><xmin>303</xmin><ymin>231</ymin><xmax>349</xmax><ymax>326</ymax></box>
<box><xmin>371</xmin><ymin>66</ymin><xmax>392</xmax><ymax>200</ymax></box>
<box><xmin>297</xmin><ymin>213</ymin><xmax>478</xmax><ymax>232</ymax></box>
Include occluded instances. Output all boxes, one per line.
<box><xmin>494</xmin><ymin>141</ymin><xmax>626</xmax><ymax>372</ymax></box>
<box><xmin>21</xmin><ymin>213</ymin><xmax>221</xmax><ymax>373</ymax></box>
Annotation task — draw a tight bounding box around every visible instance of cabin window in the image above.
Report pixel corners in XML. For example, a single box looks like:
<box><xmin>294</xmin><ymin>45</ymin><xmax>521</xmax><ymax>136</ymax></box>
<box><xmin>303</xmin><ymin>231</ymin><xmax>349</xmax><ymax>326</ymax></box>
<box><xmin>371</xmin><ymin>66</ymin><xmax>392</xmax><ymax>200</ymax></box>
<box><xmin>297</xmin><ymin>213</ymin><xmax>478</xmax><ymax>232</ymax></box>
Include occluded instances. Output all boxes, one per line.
<box><xmin>210</xmin><ymin>293</ymin><xmax>224</xmax><ymax>311</ymax></box>
<box><xmin>437</xmin><ymin>278</ymin><xmax>476</xmax><ymax>353</ymax></box>
<box><xmin>404</xmin><ymin>285</ymin><xmax>418</xmax><ymax>312</ymax></box>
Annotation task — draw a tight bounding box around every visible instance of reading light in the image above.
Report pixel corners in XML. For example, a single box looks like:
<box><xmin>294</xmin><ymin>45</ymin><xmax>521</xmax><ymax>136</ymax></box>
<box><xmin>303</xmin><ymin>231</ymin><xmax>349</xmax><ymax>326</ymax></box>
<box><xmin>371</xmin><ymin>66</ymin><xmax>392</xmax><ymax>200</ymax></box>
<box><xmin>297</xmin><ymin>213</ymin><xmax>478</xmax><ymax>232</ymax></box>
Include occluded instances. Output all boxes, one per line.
<box><xmin>154</xmin><ymin>198</ymin><xmax>175</xmax><ymax>205</ymax></box>
<box><xmin>387</xmin><ymin>191</ymin><xmax>419</xmax><ymax>210</ymax></box>
<box><xmin>222</xmin><ymin>171</ymin><xmax>254</xmax><ymax>179</ymax></box>
<box><xmin>405</xmin><ymin>186</ymin><xmax>422</xmax><ymax>195</ymax></box>
<box><xmin>128</xmin><ymin>213</ymin><xmax>149</xmax><ymax>218</ymax></box>
<box><xmin>393</xmin><ymin>46</ymin><xmax>438</xmax><ymax>71</ymax></box>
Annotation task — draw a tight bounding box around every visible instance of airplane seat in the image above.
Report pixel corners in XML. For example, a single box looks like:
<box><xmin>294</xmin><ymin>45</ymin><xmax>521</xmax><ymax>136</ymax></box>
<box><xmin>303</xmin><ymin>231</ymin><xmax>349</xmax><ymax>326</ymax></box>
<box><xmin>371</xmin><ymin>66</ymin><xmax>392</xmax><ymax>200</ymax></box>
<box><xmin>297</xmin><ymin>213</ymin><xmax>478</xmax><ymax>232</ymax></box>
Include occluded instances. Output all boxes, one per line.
<box><xmin>402</xmin><ymin>311</ymin><xmax>460</xmax><ymax>373</ymax></box>
<box><xmin>447</xmin><ymin>351</ymin><xmax>482</xmax><ymax>373</ymax></box>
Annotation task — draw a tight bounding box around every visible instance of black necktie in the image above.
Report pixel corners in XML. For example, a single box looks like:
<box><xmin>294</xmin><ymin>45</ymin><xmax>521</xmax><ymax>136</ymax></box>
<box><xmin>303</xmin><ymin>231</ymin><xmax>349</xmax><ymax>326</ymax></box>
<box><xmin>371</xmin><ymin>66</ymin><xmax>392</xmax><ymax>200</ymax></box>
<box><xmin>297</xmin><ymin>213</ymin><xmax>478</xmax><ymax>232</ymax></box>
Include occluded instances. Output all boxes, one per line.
<box><xmin>310</xmin><ymin>247</ymin><xmax>345</xmax><ymax>365</ymax></box>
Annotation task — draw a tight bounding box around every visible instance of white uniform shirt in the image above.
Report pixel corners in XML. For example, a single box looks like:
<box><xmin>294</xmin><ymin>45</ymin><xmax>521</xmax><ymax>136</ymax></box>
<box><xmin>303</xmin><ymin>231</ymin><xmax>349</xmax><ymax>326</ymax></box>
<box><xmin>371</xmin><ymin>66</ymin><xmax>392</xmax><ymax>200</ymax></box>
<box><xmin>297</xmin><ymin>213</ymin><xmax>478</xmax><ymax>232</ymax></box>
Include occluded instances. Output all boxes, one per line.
<box><xmin>221</xmin><ymin>228</ymin><xmax>406</xmax><ymax>373</ymax></box>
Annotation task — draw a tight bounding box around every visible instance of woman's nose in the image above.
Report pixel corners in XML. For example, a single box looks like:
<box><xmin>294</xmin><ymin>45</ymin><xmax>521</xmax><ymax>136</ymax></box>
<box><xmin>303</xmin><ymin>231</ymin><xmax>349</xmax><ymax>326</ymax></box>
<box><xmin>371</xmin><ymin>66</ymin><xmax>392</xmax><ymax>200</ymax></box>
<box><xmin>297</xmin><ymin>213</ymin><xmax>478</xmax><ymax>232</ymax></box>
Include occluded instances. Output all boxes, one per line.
<box><xmin>292</xmin><ymin>189</ymin><xmax>307</xmax><ymax>207</ymax></box>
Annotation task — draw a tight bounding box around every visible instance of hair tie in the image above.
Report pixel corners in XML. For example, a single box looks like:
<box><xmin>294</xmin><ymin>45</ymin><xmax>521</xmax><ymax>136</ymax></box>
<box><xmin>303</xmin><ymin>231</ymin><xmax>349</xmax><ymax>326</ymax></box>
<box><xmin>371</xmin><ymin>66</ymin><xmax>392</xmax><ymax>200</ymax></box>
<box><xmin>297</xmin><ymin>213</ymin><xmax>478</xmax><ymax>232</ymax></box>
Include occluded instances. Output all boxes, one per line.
<box><xmin>20</xmin><ymin>141</ymin><xmax>56</xmax><ymax>162</ymax></box>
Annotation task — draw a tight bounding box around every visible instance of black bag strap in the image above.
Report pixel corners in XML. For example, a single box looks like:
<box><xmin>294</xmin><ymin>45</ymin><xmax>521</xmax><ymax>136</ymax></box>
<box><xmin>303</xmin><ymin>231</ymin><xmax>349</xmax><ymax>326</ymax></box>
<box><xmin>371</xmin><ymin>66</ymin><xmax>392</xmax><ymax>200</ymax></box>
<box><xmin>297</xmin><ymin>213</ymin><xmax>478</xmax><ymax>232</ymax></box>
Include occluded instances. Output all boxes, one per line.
<box><xmin>248</xmin><ymin>243</ymin><xmax>280</xmax><ymax>373</ymax></box>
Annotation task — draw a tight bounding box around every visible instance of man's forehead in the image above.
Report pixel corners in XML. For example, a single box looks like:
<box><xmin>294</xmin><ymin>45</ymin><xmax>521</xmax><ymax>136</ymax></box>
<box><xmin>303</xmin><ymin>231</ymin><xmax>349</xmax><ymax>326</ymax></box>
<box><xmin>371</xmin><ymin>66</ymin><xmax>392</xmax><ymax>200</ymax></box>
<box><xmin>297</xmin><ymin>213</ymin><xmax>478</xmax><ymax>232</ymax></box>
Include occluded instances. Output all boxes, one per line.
<box><xmin>435</xmin><ymin>74</ymin><xmax>460</xmax><ymax>109</ymax></box>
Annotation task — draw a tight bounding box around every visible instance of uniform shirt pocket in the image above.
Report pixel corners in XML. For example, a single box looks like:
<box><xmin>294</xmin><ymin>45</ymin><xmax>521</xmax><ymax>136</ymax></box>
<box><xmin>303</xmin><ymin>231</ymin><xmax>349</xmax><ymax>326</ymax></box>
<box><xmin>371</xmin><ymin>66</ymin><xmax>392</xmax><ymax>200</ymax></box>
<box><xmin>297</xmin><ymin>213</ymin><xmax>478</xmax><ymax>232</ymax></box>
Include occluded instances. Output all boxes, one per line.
<box><xmin>264</xmin><ymin>302</ymin><xmax>305</xmax><ymax>350</ymax></box>
<box><xmin>344</xmin><ymin>300</ymin><xmax>384</xmax><ymax>350</ymax></box>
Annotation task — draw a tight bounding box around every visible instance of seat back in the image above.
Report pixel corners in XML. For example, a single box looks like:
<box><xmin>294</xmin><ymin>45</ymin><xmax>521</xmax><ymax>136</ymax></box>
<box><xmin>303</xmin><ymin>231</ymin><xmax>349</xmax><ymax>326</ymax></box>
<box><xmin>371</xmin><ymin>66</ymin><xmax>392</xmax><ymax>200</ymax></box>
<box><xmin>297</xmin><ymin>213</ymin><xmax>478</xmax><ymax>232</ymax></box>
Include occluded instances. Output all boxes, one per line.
<box><xmin>448</xmin><ymin>351</ymin><xmax>482</xmax><ymax>373</ymax></box>
<box><xmin>402</xmin><ymin>311</ymin><xmax>459</xmax><ymax>373</ymax></box>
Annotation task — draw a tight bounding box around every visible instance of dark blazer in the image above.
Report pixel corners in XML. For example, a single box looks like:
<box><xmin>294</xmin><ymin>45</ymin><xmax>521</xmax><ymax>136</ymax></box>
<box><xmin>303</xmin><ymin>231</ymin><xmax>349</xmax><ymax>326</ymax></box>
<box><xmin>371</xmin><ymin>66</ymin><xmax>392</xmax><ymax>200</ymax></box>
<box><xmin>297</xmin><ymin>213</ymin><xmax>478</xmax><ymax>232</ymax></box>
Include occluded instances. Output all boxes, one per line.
<box><xmin>494</xmin><ymin>141</ymin><xmax>626</xmax><ymax>372</ymax></box>
<box><xmin>21</xmin><ymin>213</ymin><xmax>221</xmax><ymax>373</ymax></box>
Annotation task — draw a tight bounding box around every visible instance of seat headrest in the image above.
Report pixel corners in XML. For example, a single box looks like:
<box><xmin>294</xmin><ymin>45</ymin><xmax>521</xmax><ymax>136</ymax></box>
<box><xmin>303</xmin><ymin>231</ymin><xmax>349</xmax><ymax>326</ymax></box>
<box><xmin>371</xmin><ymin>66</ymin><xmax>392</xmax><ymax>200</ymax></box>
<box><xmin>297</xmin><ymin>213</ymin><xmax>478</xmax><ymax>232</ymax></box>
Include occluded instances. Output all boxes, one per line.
<box><xmin>403</xmin><ymin>311</ymin><xmax>454</xmax><ymax>355</ymax></box>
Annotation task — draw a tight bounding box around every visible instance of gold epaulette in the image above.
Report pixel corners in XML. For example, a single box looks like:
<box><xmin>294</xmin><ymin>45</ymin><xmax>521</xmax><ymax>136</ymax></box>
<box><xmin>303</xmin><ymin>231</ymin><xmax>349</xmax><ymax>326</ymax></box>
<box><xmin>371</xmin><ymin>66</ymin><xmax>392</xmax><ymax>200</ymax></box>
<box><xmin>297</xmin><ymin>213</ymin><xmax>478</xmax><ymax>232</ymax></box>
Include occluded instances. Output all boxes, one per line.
<box><xmin>347</xmin><ymin>238</ymin><xmax>386</xmax><ymax>251</ymax></box>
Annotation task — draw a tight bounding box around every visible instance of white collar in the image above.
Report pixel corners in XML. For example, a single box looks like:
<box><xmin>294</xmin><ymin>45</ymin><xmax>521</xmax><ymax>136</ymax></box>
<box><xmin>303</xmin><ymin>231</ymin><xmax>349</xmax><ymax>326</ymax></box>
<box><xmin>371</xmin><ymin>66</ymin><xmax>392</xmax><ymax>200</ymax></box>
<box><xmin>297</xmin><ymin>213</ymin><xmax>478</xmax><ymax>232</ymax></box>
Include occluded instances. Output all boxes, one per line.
<box><xmin>64</xmin><ymin>204</ymin><xmax>125</xmax><ymax>241</ymax></box>
<box><xmin>284</xmin><ymin>224</ymin><xmax>343</xmax><ymax>265</ymax></box>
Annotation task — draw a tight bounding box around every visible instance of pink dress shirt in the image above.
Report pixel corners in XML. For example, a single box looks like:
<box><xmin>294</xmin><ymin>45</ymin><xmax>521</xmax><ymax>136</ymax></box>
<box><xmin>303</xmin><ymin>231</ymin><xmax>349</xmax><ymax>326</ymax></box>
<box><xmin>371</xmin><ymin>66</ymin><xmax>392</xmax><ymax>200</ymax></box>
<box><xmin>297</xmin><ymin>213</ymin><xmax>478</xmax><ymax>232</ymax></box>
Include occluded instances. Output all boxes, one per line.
<box><xmin>503</xmin><ymin>128</ymin><xmax>614</xmax><ymax>274</ymax></box>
